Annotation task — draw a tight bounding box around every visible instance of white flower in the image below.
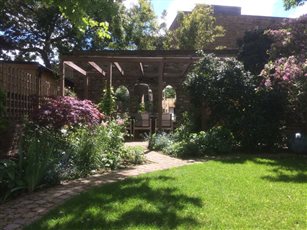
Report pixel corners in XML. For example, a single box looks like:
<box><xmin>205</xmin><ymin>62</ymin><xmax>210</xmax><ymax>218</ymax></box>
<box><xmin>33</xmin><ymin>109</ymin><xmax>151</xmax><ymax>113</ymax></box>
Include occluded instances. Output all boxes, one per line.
<box><xmin>44</xmin><ymin>110</ymin><xmax>51</xmax><ymax>115</ymax></box>
<box><xmin>60</xmin><ymin>128</ymin><xmax>67</xmax><ymax>135</ymax></box>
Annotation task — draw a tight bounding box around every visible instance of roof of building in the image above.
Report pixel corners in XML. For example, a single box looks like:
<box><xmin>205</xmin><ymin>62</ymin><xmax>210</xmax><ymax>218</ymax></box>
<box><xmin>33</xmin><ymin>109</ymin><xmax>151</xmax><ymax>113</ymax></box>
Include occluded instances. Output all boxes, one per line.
<box><xmin>0</xmin><ymin>60</ymin><xmax>57</xmax><ymax>75</ymax></box>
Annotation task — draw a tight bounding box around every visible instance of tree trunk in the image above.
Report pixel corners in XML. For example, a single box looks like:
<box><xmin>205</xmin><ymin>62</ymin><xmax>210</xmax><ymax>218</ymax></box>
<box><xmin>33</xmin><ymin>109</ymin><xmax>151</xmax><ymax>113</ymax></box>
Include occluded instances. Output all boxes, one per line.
<box><xmin>40</xmin><ymin>51</ymin><xmax>51</xmax><ymax>69</ymax></box>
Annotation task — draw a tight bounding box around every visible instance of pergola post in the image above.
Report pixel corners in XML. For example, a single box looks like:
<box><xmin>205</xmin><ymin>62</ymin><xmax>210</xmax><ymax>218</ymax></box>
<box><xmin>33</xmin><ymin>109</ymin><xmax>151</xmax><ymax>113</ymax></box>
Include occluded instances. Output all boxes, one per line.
<box><xmin>84</xmin><ymin>75</ymin><xmax>89</xmax><ymax>99</ymax></box>
<box><xmin>108</xmin><ymin>62</ymin><xmax>113</xmax><ymax>87</ymax></box>
<box><xmin>157</xmin><ymin>61</ymin><xmax>164</xmax><ymax>130</ymax></box>
<box><xmin>60</xmin><ymin>61</ymin><xmax>65</xmax><ymax>96</ymax></box>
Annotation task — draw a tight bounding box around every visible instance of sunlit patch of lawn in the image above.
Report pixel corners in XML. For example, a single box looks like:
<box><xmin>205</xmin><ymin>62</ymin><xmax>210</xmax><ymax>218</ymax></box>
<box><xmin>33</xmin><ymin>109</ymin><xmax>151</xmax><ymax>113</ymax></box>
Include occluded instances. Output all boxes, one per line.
<box><xmin>26</xmin><ymin>155</ymin><xmax>307</xmax><ymax>229</ymax></box>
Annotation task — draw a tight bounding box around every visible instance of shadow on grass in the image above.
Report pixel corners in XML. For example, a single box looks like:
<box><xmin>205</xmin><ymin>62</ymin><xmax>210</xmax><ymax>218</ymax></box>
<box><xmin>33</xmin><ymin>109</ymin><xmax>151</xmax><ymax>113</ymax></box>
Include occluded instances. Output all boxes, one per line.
<box><xmin>206</xmin><ymin>153</ymin><xmax>307</xmax><ymax>184</ymax></box>
<box><xmin>29</xmin><ymin>175</ymin><xmax>202</xmax><ymax>229</ymax></box>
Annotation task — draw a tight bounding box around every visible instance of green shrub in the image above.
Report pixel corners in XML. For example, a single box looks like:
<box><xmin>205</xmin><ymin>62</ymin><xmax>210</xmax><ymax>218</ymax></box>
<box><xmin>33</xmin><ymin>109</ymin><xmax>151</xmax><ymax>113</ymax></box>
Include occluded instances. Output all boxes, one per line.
<box><xmin>148</xmin><ymin>132</ymin><xmax>173</xmax><ymax>151</ymax></box>
<box><xmin>202</xmin><ymin>126</ymin><xmax>235</xmax><ymax>154</ymax></box>
<box><xmin>19</xmin><ymin>119</ymin><xmax>126</xmax><ymax>188</ymax></box>
<box><xmin>98</xmin><ymin>85</ymin><xmax>116</xmax><ymax>116</ymax></box>
<box><xmin>185</xmin><ymin>52</ymin><xmax>285</xmax><ymax>150</ymax></box>
<box><xmin>95</xmin><ymin>120</ymin><xmax>125</xmax><ymax>169</ymax></box>
<box><xmin>0</xmin><ymin>160</ymin><xmax>24</xmax><ymax>202</ymax></box>
<box><xmin>66</xmin><ymin>126</ymin><xmax>100</xmax><ymax>176</ymax></box>
<box><xmin>19</xmin><ymin>126</ymin><xmax>63</xmax><ymax>192</ymax></box>
<box><xmin>122</xmin><ymin>146</ymin><xmax>146</xmax><ymax>165</ymax></box>
<box><xmin>164</xmin><ymin>141</ymin><xmax>186</xmax><ymax>157</ymax></box>
<box><xmin>0</xmin><ymin>114</ymin><xmax>128</xmax><ymax>202</ymax></box>
<box><xmin>161</xmin><ymin>126</ymin><xmax>235</xmax><ymax>158</ymax></box>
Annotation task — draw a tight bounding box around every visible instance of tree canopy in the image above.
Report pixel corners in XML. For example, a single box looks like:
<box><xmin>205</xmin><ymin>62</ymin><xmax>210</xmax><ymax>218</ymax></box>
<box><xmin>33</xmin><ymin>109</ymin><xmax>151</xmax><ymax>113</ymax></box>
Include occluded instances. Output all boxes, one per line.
<box><xmin>33</xmin><ymin>0</ymin><xmax>114</xmax><ymax>38</ymax></box>
<box><xmin>283</xmin><ymin>0</ymin><xmax>306</xmax><ymax>10</ymax></box>
<box><xmin>237</xmin><ymin>30</ymin><xmax>273</xmax><ymax>75</ymax></box>
<box><xmin>0</xmin><ymin>0</ymin><xmax>161</xmax><ymax>67</ymax></box>
<box><xmin>166</xmin><ymin>5</ymin><xmax>224</xmax><ymax>50</ymax></box>
<box><xmin>0</xmin><ymin>0</ymin><xmax>226</xmax><ymax>67</ymax></box>
<box><xmin>0</xmin><ymin>0</ymin><xmax>118</xmax><ymax>68</ymax></box>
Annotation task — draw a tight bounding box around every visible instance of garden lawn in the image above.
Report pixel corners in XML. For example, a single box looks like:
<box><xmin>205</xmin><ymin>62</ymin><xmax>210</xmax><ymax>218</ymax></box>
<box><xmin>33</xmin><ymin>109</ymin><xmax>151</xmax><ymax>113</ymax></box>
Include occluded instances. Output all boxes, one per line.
<box><xmin>26</xmin><ymin>155</ymin><xmax>307</xmax><ymax>230</ymax></box>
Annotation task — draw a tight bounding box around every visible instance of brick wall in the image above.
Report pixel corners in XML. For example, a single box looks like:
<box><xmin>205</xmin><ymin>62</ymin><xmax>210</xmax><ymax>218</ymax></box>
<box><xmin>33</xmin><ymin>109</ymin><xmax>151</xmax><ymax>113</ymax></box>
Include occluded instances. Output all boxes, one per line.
<box><xmin>209</xmin><ymin>14</ymin><xmax>285</xmax><ymax>49</ymax></box>
<box><xmin>170</xmin><ymin>5</ymin><xmax>287</xmax><ymax>50</ymax></box>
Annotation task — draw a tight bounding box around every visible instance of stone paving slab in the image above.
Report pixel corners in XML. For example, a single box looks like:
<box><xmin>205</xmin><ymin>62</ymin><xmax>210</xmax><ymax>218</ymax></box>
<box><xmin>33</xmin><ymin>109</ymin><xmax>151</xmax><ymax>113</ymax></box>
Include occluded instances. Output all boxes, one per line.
<box><xmin>0</xmin><ymin>142</ymin><xmax>200</xmax><ymax>230</ymax></box>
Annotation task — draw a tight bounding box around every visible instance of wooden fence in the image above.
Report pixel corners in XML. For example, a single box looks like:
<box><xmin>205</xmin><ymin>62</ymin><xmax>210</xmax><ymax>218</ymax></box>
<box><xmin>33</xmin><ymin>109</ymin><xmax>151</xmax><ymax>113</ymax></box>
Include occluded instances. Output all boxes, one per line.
<box><xmin>0</xmin><ymin>62</ymin><xmax>59</xmax><ymax>120</ymax></box>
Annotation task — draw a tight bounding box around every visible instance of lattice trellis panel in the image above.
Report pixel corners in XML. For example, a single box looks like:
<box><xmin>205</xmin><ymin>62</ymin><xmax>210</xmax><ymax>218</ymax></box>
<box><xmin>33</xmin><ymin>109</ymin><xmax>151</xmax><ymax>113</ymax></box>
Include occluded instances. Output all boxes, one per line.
<box><xmin>0</xmin><ymin>63</ymin><xmax>59</xmax><ymax>120</ymax></box>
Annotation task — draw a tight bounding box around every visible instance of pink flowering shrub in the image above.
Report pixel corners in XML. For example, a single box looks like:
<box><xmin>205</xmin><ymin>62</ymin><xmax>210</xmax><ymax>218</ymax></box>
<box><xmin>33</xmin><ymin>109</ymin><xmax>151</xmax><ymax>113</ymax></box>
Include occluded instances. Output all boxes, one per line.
<box><xmin>261</xmin><ymin>56</ymin><xmax>306</xmax><ymax>88</ymax></box>
<box><xmin>261</xmin><ymin>15</ymin><xmax>306</xmax><ymax>87</ymax></box>
<box><xmin>33</xmin><ymin>96</ymin><xmax>104</xmax><ymax>129</ymax></box>
<box><xmin>265</xmin><ymin>15</ymin><xmax>306</xmax><ymax>61</ymax></box>
<box><xmin>260</xmin><ymin>15</ymin><xmax>307</xmax><ymax>134</ymax></box>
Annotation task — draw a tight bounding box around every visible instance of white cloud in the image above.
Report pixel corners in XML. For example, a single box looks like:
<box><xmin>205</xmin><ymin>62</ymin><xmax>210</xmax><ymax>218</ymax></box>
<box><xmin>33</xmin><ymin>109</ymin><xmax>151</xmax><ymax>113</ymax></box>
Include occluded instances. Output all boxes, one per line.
<box><xmin>123</xmin><ymin>0</ymin><xmax>139</xmax><ymax>9</ymax></box>
<box><xmin>289</xmin><ymin>4</ymin><xmax>307</xmax><ymax>18</ymax></box>
<box><xmin>165</xmin><ymin>0</ymin><xmax>279</xmax><ymax>28</ymax></box>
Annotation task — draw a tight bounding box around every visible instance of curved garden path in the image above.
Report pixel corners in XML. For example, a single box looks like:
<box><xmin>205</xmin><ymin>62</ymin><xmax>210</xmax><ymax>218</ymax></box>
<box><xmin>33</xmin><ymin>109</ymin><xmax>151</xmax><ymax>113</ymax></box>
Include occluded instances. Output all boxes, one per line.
<box><xmin>0</xmin><ymin>142</ymin><xmax>199</xmax><ymax>230</ymax></box>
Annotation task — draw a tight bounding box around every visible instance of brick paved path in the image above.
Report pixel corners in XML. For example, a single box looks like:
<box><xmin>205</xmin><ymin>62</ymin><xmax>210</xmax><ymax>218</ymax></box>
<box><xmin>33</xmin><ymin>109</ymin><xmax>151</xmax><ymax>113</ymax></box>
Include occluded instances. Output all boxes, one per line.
<box><xmin>0</xmin><ymin>142</ymin><xmax>199</xmax><ymax>230</ymax></box>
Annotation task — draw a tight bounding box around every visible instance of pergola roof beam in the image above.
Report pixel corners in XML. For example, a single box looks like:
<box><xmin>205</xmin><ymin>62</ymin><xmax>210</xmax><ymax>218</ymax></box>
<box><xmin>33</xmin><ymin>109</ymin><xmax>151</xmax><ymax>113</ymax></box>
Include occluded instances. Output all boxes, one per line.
<box><xmin>181</xmin><ymin>63</ymin><xmax>193</xmax><ymax>77</ymax></box>
<box><xmin>114</xmin><ymin>62</ymin><xmax>124</xmax><ymax>76</ymax></box>
<box><xmin>139</xmin><ymin>62</ymin><xmax>144</xmax><ymax>77</ymax></box>
<box><xmin>63</xmin><ymin>56</ymin><xmax>200</xmax><ymax>63</ymax></box>
<box><xmin>64</xmin><ymin>61</ymin><xmax>87</xmax><ymax>76</ymax></box>
<box><xmin>88</xmin><ymin>61</ymin><xmax>106</xmax><ymax>76</ymax></box>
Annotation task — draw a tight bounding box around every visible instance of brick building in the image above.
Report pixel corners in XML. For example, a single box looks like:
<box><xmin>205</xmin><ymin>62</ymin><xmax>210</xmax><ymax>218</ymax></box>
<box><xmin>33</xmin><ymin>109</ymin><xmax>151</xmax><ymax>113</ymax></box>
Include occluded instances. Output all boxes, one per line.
<box><xmin>169</xmin><ymin>5</ymin><xmax>286</xmax><ymax>50</ymax></box>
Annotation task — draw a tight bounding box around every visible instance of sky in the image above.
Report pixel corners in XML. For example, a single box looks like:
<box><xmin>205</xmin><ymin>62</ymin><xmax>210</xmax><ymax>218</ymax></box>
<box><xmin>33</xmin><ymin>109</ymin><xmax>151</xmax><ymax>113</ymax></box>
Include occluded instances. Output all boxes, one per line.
<box><xmin>124</xmin><ymin>0</ymin><xmax>307</xmax><ymax>27</ymax></box>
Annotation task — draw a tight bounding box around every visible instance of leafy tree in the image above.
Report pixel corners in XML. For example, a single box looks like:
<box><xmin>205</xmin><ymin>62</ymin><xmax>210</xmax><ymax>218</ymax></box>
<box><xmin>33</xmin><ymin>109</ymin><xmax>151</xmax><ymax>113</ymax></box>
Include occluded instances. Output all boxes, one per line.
<box><xmin>108</xmin><ymin>0</ymin><xmax>159</xmax><ymax>50</ymax></box>
<box><xmin>0</xmin><ymin>0</ymin><xmax>118</xmax><ymax>68</ymax></box>
<box><xmin>32</xmin><ymin>0</ymin><xmax>113</xmax><ymax>39</ymax></box>
<box><xmin>163</xmin><ymin>86</ymin><xmax>176</xmax><ymax>99</ymax></box>
<box><xmin>0</xmin><ymin>0</ymin><xmax>161</xmax><ymax>66</ymax></box>
<box><xmin>0</xmin><ymin>0</ymin><xmax>78</xmax><ymax>68</ymax></box>
<box><xmin>283</xmin><ymin>0</ymin><xmax>306</xmax><ymax>10</ymax></box>
<box><xmin>153</xmin><ymin>10</ymin><xmax>169</xmax><ymax>50</ymax></box>
<box><xmin>166</xmin><ymin>5</ymin><xmax>224</xmax><ymax>50</ymax></box>
<box><xmin>237</xmin><ymin>30</ymin><xmax>273</xmax><ymax>75</ymax></box>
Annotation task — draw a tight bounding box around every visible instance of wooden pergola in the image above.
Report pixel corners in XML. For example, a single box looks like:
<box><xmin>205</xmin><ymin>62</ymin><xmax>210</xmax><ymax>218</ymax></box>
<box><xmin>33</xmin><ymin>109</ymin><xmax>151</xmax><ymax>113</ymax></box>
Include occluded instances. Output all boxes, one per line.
<box><xmin>60</xmin><ymin>50</ymin><xmax>235</xmax><ymax>129</ymax></box>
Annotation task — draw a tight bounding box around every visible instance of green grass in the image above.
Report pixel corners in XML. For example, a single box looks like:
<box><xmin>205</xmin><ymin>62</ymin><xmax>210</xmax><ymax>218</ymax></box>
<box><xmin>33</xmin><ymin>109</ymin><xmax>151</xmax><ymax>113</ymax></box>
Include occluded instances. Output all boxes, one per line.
<box><xmin>26</xmin><ymin>155</ymin><xmax>307</xmax><ymax>230</ymax></box>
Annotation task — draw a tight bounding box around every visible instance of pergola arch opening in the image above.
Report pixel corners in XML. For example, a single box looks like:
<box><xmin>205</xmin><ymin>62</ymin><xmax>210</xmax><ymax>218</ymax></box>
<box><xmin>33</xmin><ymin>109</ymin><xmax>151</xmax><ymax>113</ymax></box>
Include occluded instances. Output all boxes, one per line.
<box><xmin>115</xmin><ymin>85</ymin><xmax>130</xmax><ymax>115</ymax></box>
<box><xmin>162</xmin><ymin>85</ymin><xmax>176</xmax><ymax>121</ymax></box>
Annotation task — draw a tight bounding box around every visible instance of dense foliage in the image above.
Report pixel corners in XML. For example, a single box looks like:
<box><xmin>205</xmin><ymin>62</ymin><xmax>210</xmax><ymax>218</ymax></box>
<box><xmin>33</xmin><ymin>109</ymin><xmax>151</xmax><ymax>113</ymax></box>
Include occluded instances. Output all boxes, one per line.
<box><xmin>115</xmin><ymin>86</ymin><xmax>130</xmax><ymax>113</ymax></box>
<box><xmin>163</xmin><ymin>86</ymin><xmax>176</xmax><ymax>99</ymax></box>
<box><xmin>0</xmin><ymin>0</ymin><xmax>116</xmax><ymax>68</ymax></box>
<box><xmin>149</xmin><ymin>126</ymin><xmax>235</xmax><ymax>158</ymax></box>
<box><xmin>166</xmin><ymin>5</ymin><xmax>224</xmax><ymax>49</ymax></box>
<box><xmin>0</xmin><ymin>0</ymin><xmax>163</xmax><ymax>66</ymax></box>
<box><xmin>33</xmin><ymin>96</ymin><xmax>103</xmax><ymax>129</ymax></box>
<box><xmin>185</xmin><ymin>53</ymin><xmax>286</xmax><ymax>150</ymax></box>
<box><xmin>260</xmin><ymin>15</ymin><xmax>307</xmax><ymax>133</ymax></box>
<box><xmin>237</xmin><ymin>29</ymin><xmax>273</xmax><ymax>75</ymax></box>
<box><xmin>0</xmin><ymin>97</ymin><xmax>145</xmax><ymax>202</ymax></box>
<box><xmin>98</xmin><ymin>85</ymin><xmax>116</xmax><ymax>117</ymax></box>
<box><xmin>282</xmin><ymin>0</ymin><xmax>306</xmax><ymax>10</ymax></box>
